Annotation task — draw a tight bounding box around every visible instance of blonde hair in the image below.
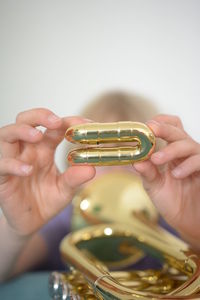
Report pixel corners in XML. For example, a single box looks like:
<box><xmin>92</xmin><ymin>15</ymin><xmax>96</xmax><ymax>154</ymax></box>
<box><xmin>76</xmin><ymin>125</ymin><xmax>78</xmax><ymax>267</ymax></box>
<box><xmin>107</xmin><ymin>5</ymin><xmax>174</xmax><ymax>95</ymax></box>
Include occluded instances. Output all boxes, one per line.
<box><xmin>80</xmin><ymin>90</ymin><xmax>158</xmax><ymax>123</ymax></box>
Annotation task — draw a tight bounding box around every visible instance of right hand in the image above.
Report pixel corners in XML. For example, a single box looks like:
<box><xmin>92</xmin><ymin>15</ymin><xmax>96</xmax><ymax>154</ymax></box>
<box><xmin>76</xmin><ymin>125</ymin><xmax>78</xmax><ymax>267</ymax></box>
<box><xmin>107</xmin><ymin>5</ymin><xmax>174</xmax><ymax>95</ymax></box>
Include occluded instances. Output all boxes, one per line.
<box><xmin>0</xmin><ymin>108</ymin><xmax>96</xmax><ymax>236</ymax></box>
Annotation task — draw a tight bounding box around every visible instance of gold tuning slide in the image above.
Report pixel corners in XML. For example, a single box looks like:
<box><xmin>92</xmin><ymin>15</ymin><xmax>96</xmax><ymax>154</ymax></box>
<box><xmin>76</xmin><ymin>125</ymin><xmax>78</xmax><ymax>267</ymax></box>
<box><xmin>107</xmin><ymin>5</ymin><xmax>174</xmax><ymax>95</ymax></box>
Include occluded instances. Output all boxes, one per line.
<box><xmin>65</xmin><ymin>122</ymin><xmax>156</xmax><ymax>166</ymax></box>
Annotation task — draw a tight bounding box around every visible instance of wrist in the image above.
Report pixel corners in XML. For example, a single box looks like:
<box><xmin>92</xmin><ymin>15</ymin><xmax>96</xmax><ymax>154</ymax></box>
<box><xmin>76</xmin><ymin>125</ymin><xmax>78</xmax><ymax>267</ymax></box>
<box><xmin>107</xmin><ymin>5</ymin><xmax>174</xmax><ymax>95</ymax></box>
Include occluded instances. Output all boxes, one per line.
<box><xmin>0</xmin><ymin>215</ymin><xmax>32</xmax><ymax>243</ymax></box>
<box><xmin>0</xmin><ymin>215</ymin><xmax>34</xmax><ymax>282</ymax></box>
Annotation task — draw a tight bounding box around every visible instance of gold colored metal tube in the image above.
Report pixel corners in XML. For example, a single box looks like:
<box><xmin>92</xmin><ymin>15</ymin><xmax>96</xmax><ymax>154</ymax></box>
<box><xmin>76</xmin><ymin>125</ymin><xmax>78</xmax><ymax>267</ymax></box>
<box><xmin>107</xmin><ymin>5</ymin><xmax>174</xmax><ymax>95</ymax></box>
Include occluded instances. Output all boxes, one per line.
<box><xmin>65</xmin><ymin>122</ymin><xmax>156</xmax><ymax>166</ymax></box>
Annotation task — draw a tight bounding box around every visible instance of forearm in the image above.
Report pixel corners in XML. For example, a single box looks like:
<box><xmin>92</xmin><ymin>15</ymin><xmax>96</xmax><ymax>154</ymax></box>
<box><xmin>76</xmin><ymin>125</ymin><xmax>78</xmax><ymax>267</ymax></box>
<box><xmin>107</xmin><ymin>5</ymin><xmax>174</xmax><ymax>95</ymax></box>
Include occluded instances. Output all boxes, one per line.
<box><xmin>0</xmin><ymin>215</ymin><xmax>31</xmax><ymax>282</ymax></box>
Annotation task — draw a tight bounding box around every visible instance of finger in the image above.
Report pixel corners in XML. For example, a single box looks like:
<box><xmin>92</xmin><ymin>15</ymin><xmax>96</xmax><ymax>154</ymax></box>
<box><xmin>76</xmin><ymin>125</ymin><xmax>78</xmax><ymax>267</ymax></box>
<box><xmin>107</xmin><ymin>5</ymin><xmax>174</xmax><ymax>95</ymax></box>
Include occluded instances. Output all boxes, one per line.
<box><xmin>0</xmin><ymin>124</ymin><xmax>43</xmax><ymax>144</ymax></box>
<box><xmin>40</xmin><ymin>116</ymin><xmax>93</xmax><ymax>151</ymax></box>
<box><xmin>147</xmin><ymin>120</ymin><xmax>186</xmax><ymax>143</ymax></box>
<box><xmin>58</xmin><ymin>166</ymin><xmax>96</xmax><ymax>193</ymax></box>
<box><xmin>16</xmin><ymin>108</ymin><xmax>62</xmax><ymax>129</ymax></box>
<box><xmin>171</xmin><ymin>154</ymin><xmax>200</xmax><ymax>178</ymax></box>
<box><xmin>0</xmin><ymin>124</ymin><xmax>43</xmax><ymax>158</ymax></box>
<box><xmin>0</xmin><ymin>158</ymin><xmax>33</xmax><ymax>177</ymax></box>
<box><xmin>151</xmin><ymin>138</ymin><xmax>200</xmax><ymax>165</ymax></box>
<box><xmin>133</xmin><ymin>160</ymin><xmax>162</xmax><ymax>193</ymax></box>
<box><xmin>63</xmin><ymin>116</ymin><xmax>93</xmax><ymax>128</ymax></box>
<box><xmin>150</xmin><ymin>114</ymin><xmax>184</xmax><ymax>129</ymax></box>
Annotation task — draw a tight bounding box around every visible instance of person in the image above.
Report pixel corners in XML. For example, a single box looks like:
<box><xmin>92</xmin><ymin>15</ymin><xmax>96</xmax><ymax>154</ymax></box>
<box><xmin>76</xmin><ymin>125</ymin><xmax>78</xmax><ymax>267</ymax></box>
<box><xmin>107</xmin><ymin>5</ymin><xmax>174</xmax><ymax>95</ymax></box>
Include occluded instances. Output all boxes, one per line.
<box><xmin>0</xmin><ymin>91</ymin><xmax>200</xmax><ymax>282</ymax></box>
<box><xmin>40</xmin><ymin>91</ymin><xmax>162</xmax><ymax>270</ymax></box>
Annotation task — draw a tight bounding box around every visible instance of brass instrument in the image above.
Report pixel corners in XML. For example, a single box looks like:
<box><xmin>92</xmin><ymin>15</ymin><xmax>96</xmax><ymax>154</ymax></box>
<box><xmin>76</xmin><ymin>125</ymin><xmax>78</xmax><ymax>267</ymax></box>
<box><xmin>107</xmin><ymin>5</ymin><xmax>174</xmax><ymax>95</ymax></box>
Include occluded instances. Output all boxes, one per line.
<box><xmin>49</xmin><ymin>220</ymin><xmax>200</xmax><ymax>299</ymax></box>
<box><xmin>48</xmin><ymin>122</ymin><xmax>200</xmax><ymax>299</ymax></box>
<box><xmin>65</xmin><ymin>122</ymin><xmax>155</xmax><ymax>165</ymax></box>
<box><xmin>71</xmin><ymin>172</ymin><xmax>158</xmax><ymax>269</ymax></box>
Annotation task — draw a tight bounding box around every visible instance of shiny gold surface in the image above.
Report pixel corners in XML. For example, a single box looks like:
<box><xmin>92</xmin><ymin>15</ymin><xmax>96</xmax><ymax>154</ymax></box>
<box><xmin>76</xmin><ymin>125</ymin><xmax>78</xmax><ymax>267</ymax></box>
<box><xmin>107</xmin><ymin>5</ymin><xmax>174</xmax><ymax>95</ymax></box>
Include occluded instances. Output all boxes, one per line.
<box><xmin>60</xmin><ymin>222</ymin><xmax>200</xmax><ymax>299</ymax></box>
<box><xmin>71</xmin><ymin>171</ymin><xmax>158</xmax><ymax>269</ymax></box>
<box><xmin>65</xmin><ymin>122</ymin><xmax>155</xmax><ymax>165</ymax></box>
<box><xmin>72</xmin><ymin>171</ymin><xmax>158</xmax><ymax>227</ymax></box>
<box><xmin>49</xmin><ymin>173</ymin><xmax>200</xmax><ymax>299</ymax></box>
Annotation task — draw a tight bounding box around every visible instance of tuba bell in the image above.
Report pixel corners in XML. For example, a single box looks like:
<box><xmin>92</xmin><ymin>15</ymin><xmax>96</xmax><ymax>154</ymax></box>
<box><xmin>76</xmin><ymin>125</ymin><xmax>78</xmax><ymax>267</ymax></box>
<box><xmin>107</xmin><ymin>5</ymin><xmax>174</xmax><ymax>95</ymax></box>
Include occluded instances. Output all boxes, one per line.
<box><xmin>49</xmin><ymin>122</ymin><xmax>200</xmax><ymax>299</ymax></box>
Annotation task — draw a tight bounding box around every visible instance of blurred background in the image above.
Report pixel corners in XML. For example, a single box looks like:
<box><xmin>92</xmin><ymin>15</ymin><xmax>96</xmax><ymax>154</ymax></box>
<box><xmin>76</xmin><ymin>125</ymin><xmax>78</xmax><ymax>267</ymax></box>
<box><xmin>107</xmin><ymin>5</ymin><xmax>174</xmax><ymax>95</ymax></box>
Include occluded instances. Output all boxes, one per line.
<box><xmin>1</xmin><ymin>0</ymin><xmax>200</xmax><ymax>169</ymax></box>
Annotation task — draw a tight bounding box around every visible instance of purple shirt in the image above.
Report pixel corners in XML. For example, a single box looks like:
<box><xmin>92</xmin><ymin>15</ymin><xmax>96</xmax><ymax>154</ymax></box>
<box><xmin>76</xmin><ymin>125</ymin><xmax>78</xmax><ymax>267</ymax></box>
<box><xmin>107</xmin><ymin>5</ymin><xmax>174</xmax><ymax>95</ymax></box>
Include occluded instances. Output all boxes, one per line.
<box><xmin>39</xmin><ymin>204</ymin><xmax>73</xmax><ymax>270</ymax></box>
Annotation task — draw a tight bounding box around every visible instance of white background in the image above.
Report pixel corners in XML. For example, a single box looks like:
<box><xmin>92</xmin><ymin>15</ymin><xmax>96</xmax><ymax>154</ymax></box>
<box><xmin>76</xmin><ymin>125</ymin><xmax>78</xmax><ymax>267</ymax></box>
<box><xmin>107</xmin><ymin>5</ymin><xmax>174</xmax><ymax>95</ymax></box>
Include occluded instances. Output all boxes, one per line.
<box><xmin>1</xmin><ymin>0</ymin><xmax>200</xmax><ymax>169</ymax></box>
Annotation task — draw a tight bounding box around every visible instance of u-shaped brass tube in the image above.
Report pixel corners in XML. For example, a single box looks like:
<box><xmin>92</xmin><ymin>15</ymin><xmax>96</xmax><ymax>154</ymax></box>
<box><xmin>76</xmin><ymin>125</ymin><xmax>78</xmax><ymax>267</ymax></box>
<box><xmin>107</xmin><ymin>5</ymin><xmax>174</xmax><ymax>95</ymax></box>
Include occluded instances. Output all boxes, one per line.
<box><xmin>65</xmin><ymin>122</ymin><xmax>156</xmax><ymax>166</ymax></box>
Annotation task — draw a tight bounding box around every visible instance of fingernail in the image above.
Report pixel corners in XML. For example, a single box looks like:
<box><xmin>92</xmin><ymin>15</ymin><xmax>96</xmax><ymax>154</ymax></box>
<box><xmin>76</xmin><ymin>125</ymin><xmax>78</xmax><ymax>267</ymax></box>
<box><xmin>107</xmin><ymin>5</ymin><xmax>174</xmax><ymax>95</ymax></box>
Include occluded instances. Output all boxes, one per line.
<box><xmin>171</xmin><ymin>167</ymin><xmax>182</xmax><ymax>178</ymax></box>
<box><xmin>21</xmin><ymin>165</ymin><xmax>33</xmax><ymax>174</ymax></box>
<box><xmin>152</xmin><ymin>151</ymin><xmax>165</xmax><ymax>160</ymax></box>
<box><xmin>48</xmin><ymin>114</ymin><xmax>61</xmax><ymax>123</ymax></box>
<box><xmin>29</xmin><ymin>128</ymin><xmax>41</xmax><ymax>137</ymax></box>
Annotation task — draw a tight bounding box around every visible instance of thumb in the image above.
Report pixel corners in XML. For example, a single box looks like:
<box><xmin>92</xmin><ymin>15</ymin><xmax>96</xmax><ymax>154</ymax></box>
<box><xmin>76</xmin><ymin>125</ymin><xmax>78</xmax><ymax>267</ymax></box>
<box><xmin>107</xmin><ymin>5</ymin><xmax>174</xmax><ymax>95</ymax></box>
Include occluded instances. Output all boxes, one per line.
<box><xmin>58</xmin><ymin>165</ymin><xmax>96</xmax><ymax>196</ymax></box>
<box><xmin>133</xmin><ymin>160</ymin><xmax>163</xmax><ymax>197</ymax></box>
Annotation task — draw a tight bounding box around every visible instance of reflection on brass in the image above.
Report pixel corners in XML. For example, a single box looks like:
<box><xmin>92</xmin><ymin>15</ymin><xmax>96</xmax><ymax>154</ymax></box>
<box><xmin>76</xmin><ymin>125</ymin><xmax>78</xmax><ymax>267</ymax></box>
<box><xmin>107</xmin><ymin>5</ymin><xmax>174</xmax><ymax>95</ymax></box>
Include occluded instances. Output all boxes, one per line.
<box><xmin>57</xmin><ymin>222</ymin><xmax>200</xmax><ymax>299</ymax></box>
<box><xmin>65</xmin><ymin>122</ymin><xmax>155</xmax><ymax>165</ymax></box>
<box><xmin>71</xmin><ymin>172</ymin><xmax>158</xmax><ymax>269</ymax></box>
<box><xmin>72</xmin><ymin>172</ymin><xmax>158</xmax><ymax>226</ymax></box>
<box><xmin>49</xmin><ymin>174</ymin><xmax>200</xmax><ymax>299</ymax></box>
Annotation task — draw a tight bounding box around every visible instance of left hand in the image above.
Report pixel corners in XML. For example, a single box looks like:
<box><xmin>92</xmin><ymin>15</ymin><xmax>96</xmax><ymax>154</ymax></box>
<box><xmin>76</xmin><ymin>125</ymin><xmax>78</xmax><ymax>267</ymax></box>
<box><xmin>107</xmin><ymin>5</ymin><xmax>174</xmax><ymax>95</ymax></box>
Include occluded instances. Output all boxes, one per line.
<box><xmin>134</xmin><ymin>114</ymin><xmax>200</xmax><ymax>250</ymax></box>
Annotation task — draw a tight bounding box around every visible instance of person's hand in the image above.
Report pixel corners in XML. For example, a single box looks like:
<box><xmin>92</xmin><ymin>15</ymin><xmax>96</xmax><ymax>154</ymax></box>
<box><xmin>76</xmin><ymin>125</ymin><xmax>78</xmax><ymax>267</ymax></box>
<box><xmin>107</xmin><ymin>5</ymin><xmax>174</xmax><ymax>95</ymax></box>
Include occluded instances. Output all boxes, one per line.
<box><xmin>134</xmin><ymin>114</ymin><xmax>200</xmax><ymax>250</ymax></box>
<box><xmin>0</xmin><ymin>108</ymin><xmax>96</xmax><ymax>236</ymax></box>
